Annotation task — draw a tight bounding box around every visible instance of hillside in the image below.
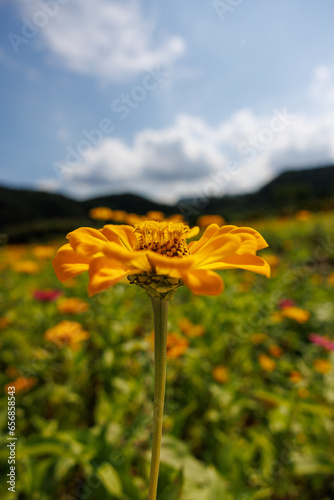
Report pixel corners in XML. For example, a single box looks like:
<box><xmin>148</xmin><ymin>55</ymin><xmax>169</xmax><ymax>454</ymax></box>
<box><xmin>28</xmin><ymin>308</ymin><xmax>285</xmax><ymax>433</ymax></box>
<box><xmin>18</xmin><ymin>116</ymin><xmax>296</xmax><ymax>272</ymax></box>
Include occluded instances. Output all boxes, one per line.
<box><xmin>1</xmin><ymin>164</ymin><xmax>334</xmax><ymax>242</ymax></box>
<box><xmin>198</xmin><ymin>164</ymin><xmax>334</xmax><ymax>222</ymax></box>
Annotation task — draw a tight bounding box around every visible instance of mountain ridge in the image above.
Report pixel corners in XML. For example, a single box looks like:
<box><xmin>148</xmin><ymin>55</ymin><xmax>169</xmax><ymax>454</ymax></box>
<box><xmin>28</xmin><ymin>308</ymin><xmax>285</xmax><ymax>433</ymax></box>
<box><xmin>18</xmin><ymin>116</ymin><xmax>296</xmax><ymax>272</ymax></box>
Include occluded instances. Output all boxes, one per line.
<box><xmin>1</xmin><ymin>164</ymin><xmax>333</xmax><ymax>242</ymax></box>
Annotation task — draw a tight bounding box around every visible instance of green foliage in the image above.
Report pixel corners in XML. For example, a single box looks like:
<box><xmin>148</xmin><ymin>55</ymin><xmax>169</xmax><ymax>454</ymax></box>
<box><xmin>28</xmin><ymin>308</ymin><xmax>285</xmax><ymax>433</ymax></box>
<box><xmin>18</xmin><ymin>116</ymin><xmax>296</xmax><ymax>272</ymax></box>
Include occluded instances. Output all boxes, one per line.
<box><xmin>1</xmin><ymin>211</ymin><xmax>334</xmax><ymax>499</ymax></box>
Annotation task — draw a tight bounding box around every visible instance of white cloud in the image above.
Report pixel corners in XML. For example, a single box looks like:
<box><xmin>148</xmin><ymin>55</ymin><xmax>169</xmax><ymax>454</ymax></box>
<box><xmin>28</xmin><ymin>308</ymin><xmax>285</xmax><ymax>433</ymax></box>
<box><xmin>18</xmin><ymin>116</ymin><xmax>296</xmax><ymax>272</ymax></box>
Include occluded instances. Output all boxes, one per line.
<box><xmin>42</xmin><ymin>104</ymin><xmax>334</xmax><ymax>203</ymax></box>
<box><xmin>309</xmin><ymin>63</ymin><xmax>334</xmax><ymax>105</ymax></box>
<box><xmin>18</xmin><ymin>0</ymin><xmax>185</xmax><ymax>82</ymax></box>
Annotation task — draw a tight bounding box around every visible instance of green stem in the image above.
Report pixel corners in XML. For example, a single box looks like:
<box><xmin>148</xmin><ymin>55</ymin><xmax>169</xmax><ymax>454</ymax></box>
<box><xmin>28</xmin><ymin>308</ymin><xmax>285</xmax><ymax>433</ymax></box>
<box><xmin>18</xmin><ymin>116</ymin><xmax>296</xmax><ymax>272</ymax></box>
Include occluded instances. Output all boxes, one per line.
<box><xmin>148</xmin><ymin>296</ymin><xmax>169</xmax><ymax>500</ymax></box>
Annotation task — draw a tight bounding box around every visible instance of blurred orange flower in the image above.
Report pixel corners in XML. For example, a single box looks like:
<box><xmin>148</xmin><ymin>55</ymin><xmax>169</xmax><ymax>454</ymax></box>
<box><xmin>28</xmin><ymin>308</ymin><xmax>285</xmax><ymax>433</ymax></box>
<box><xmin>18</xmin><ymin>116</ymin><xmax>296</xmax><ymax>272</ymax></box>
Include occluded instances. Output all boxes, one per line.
<box><xmin>197</xmin><ymin>214</ymin><xmax>225</xmax><ymax>227</ymax></box>
<box><xmin>259</xmin><ymin>354</ymin><xmax>276</xmax><ymax>372</ymax></box>
<box><xmin>53</xmin><ymin>221</ymin><xmax>270</xmax><ymax>297</ymax></box>
<box><xmin>6</xmin><ymin>376</ymin><xmax>37</xmax><ymax>394</ymax></box>
<box><xmin>281</xmin><ymin>306</ymin><xmax>310</xmax><ymax>324</ymax></box>
<box><xmin>57</xmin><ymin>297</ymin><xmax>90</xmax><ymax>314</ymax></box>
<box><xmin>289</xmin><ymin>371</ymin><xmax>303</xmax><ymax>383</ymax></box>
<box><xmin>166</xmin><ymin>214</ymin><xmax>185</xmax><ymax>224</ymax></box>
<box><xmin>297</xmin><ymin>387</ymin><xmax>310</xmax><ymax>399</ymax></box>
<box><xmin>11</xmin><ymin>260</ymin><xmax>40</xmax><ymax>274</ymax></box>
<box><xmin>89</xmin><ymin>207</ymin><xmax>114</xmax><ymax>220</ymax></box>
<box><xmin>125</xmin><ymin>213</ymin><xmax>144</xmax><ymax>226</ymax></box>
<box><xmin>295</xmin><ymin>210</ymin><xmax>312</xmax><ymax>221</ymax></box>
<box><xmin>328</xmin><ymin>272</ymin><xmax>334</xmax><ymax>286</ymax></box>
<box><xmin>44</xmin><ymin>320</ymin><xmax>89</xmax><ymax>349</ymax></box>
<box><xmin>166</xmin><ymin>333</ymin><xmax>189</xmax><ymax>358</ymax></box>
<box><xmin>146</xmin><ymin>211</ymin><xmax>165</xmax><ymax>221</ymax></box>
<box><xmin>111</xmin><ymin>210</ymin><xmax>127</xmax><ymax>222</ymax></box>
<box><xmin>2</xmin><ymin>245</ymin><xmax>27</xmax><ymax>263</ymax></box>
<box><xmin>268</xmin><ymin>345</ymin><xmax>283</xmax><ymax>358</ymax></box>
<box><xmin>0</xmin><ymin>316</ymin><xmax>11</xmax><ymax>329</ymax></box>
<box><xmin>178</xmin><ymin>318</ymin><xmax>205</xmax><ymax>338</ymax></box>
<box><xmin>263</xmin><ymin>254</ymin><xmax>280</xmax><ymax>267</ymax></box>
<box><xmin>32</xmin><ymin>245</ymin><xmax>56</xmax><ymax>259</ymax></box>
<box><xmin>212</xmin><ymin>365</ymin><xmax>229</xmax><ymax>383</ymax></box>
<box><xmin>313</xmin><ymin>359</ymin><xmax>331</xmax><ymax>374</ymax></box>
<box><xmin>5</xmin><ymin>366</ymin><xmax>18</xmax><ymax>378</ymax></box>
<box><xmin>149</xmin><ymin>331</ymin><xmax>189</xmax><ymax>358</ymax></box>
<box><xmin>250</xmin><ymin>333</ymin><xmax>268</xmax><ymax>344</ymax></box>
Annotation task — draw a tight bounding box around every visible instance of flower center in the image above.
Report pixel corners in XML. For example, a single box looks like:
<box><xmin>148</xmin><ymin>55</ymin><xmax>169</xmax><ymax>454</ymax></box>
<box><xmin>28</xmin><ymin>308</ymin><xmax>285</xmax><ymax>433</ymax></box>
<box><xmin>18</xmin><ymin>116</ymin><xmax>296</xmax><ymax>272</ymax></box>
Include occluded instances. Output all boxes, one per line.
<box><xmin>133</xmin><ymin>221</ymin><xmax>190</xmax><ymax>257</ymax></box>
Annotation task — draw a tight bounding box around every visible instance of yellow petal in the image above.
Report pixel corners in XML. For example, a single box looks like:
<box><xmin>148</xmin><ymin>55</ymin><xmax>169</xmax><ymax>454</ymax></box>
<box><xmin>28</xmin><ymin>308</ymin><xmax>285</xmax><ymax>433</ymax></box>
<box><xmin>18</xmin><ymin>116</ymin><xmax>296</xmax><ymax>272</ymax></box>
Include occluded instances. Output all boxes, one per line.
<box><xmin>103</xmin><ymin>242</ymin><xmax>151</xmax><ymax>272</ymax></box>
<box><xmin>180</xmin><ymin>269</ymin><xmax>224</xmax><ymax>296</ymax></box>
<box><xmin>88</xmin><ymin>256</ymin><xmax>133</xmax><ymax>296</ymax></box>
<box><xmin>188</xmin><ymin>224</ymin><xmax>220</xmax><ymax>253</ymax></box>
<box><xmin>234</xmin><ymin>233</ymin><xmax>259</xmax><ymax>255</ymax></box>
<box><xmin>200</xmin><ymin>254</ymin><xmax>271</xmax><ymax>277</ymax></box>
<box><xmin>67</xmin><ymin>227</ymin><xmax>108</xmax><ymax>256</ymax></box>
<box><xmin>53</xmin><ymin>244</ymin><xmax>91</xmax><ymax>281</ymax></box>
<box><xmin>102</xmin><ymin>224</ymin><xmax>138</xmax><ymax>250</ymax></box>
<box><xmin>147</xmin><ymin>251</ymin><xmax>195</xmax><ymax>274</ymax></box>
<box><xmin>229</xmin><ymin>227</ymin><xmax>268</xmax><ymax>250</ymax></box>
<box><xmin>185</xmin><ymin>226</ymin><xmax>200</xmax><ymax>239</ymax></box>
<box><xmin>191</xmin><ymin>234</ymin><xmax>242</xmax><ymax>266</ymax></box>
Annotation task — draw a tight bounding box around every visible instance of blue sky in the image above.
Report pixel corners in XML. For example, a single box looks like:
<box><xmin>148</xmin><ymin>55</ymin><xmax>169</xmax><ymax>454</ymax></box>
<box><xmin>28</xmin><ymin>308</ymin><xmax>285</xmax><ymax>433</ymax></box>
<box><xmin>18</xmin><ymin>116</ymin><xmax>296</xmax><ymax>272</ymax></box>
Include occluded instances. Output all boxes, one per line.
<box><xmin>1</xmin><ymin>0</ymin><xmax>334</xmax><ymax>203</ymax></box>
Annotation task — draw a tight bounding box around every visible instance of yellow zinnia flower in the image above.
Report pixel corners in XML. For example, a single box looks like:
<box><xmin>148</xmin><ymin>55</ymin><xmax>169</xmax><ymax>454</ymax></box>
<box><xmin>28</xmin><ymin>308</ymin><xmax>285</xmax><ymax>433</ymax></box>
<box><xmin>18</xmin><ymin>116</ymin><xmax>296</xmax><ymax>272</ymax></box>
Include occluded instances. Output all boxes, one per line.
<box><xmin>146</xmin><ymin>211</ymin><xmax>165</xmax><ymax>221</ymax></box>
<box><xmin>89</xmin><ymin>206</ymin><xmax>114</xmax><ymax>220</ymax></box>
<box><xmin>53</xmin><ymin>221</ymin><xmax>270</xmax><ymax>297</ymax></box>
<box><xmin>289</xmin><ymin>370</ymin><xmax>303</xmax><ymax>383</ymax></box>
<box><xmin>32</xmin><ymin>245</ymin><xmax>57</xmax><ymax>259</ymax></box>
<box><xmin>11</xmin><ymin>260</ymin><xmax>40</xmax><ymax>274</ymax></box>
<box><xmin>297</xmin><ymin>387</ymin><xmax>310</xmax><ymax>399</ymax></box>
<box><xmin>178</xmin><ymin>318</ymin><xmax>205</xmax><ymax>337</ymax></box>
<box><xmin>258</xmin><ymin>354</ymin><xmax>276</xmax><ymax>372</ymax></box>
<box><xmin>250</xmin><ymin>333</ymin><xmax>268</xmax><ymax>344</ymax></box>
<box><xmin>295</xmin><ymin>210</ymin><xmax>312</xmax><ymax>221</ymax></box>
<box><xmin>0</xmin><ymin>316</ymin><xmax>11</xmax><ymax>329</ymax></box>
<box><xmin>313</xmin><ymin>359</ymin><xmax>331</xmax><ymax>374</ymax></box>
<box><xmin>6</xmin><ymin>376</ymin><xmax>37</xmax><ymax>394</ymax></box>
<box><xmin>149</xmin><ymin>331</ymin><xmax>189</xmax><ymax>358</ymax></box>
<box><xmin>281</xmin><ymin>306</ymin><xmax>310</xmax><ymax>324</ymax></box>
<box><xmin>44</xmin><ymin>320</ymin><xmax>89</xmax><ymax>349</ymax></box>
<box><xmin>57</xmin><ymin>297</ymin><xmax>90</xmax><ymax>314</ymax></box>
<box><xmin>328</xmin><ymin>272</ymin><xmax>334</xmax><ymax>286</ymax></box>
<box><xmin>212</xmin><ymin>365</ymin><xmax>229</xmax><ymax>383</ymax></box>
<box><xmin>197</xmin><ymin>214</ymin><xmax>225</xmax><ymax>228</ymax></box>
<box><xmin>268</xmin><ymin>344</ymin><xmax>283</xmax><ymax>358</ymax></box>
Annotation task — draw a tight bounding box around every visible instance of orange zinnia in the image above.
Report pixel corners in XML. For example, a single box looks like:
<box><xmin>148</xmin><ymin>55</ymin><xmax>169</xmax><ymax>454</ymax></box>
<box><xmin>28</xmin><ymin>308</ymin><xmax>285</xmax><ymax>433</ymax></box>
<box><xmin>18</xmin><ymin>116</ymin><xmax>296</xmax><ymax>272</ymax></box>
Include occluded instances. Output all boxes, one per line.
<box><xmin>57</xmin><ymin>297</ymin><xmax>90</xmax><ymax>314</ymax></box>
<box><xmin>281</xmin><ymin>306</ymin><xmax>310</xmax><ymax>324</ymax></box>
<box><xmin>44</xmin><ymin>320</ymin><xmax>89</xmax><ymax>349</ymax></box>
<box><xmin>53</xmin><ymin>221</ymin><xmax>270</xmax><ymax>297</ymax></box>
<box><xmin>89</xmin><ymin>206</ymin><xmax>114</xmax><ymax>220</ymax></box>
<box><xmin>6</xmin><ymin>376</ymin><xmax>37</xmax><ymax>394</ymax></box>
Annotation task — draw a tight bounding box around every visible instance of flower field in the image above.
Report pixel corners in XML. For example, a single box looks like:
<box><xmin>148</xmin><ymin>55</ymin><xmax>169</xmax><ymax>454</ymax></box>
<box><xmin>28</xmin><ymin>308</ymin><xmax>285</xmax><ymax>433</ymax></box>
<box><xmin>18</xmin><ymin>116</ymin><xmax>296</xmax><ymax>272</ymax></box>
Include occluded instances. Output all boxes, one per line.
<box><xmin>1</xmin><ymin>211</ymin><xmax>334</xmax><ymax>500</ymax></box>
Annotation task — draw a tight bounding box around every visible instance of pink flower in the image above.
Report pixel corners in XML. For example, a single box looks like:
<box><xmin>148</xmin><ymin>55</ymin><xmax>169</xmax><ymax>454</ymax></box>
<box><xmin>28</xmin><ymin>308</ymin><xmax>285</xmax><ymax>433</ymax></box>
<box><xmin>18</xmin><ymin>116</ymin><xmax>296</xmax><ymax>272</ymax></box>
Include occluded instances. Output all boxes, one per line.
<box><xmin>278</xmin><ymin>298</ymin><xmax>295</xmax><ymax>309</ymax></box>
<box><xmin>33</xmin><ymin>289</ymin><xmax>63</xmax><ymax>302</ymax></box>
<box><xmin>309</xmin><ymin>334</ymin><xmax>334</xmax><ymax>351</ymax></box>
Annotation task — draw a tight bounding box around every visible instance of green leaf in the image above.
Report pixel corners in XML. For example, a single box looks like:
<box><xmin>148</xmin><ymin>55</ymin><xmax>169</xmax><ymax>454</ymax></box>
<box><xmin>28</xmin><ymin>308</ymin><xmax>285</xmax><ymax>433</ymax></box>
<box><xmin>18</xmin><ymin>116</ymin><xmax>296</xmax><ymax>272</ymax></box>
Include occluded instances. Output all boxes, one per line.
<box><xmin>294</xmin><ymin>458</ymin><xmax>334</xmax><ymax>476</ymax></box>
<box><xmin>96</xmin><ymin>462</ymin><xmax>123</xmax><ymax>497</ymax></box>
<box><xmin>206</xmin><ymin>466</ymin><xmax>228</xmax><ymax>500</ymax></box>
<box><xmin>20</xmin><ymin>438</ymin><xmax>70</xmax><ymax>457</ymax></box>
<box><xmin>158</xmin><ymin>468</ymin><xmax>184</xmax><ymax>500</ymax></box>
